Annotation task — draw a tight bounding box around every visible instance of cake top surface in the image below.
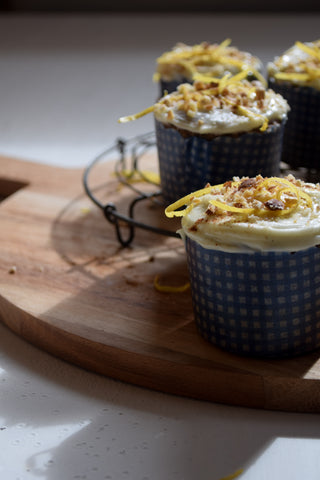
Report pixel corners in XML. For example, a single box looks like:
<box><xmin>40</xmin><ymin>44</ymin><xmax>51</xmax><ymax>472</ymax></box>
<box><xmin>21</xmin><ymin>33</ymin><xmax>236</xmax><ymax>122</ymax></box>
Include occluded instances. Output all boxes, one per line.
<box><xmin>268</xmin><ymin>40</ymin><xmax>320</xmax><ymax>90</ymax></box>
<box><xmin>154</xmin><ymin>39</ymin><xmax>262</xmax><ymax>82</ymax></box>
<box><xmin>119</xmin><ymin>75</ymin><xmax>289</xmax><ymax>136</ymax></box>
<box><xmin>165</xmin><ymin>175</ymin><xmax>320</xmax><ymax>253</ymax></box>
<box><xmin>152</xmin><ymin>77</ymin><xmax>289</xmax><ymax>135</ymax></box>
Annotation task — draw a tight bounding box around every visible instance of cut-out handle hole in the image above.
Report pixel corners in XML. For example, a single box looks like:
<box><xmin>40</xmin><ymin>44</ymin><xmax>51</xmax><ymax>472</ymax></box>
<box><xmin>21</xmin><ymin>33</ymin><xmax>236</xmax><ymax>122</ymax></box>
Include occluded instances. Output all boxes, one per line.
<box><xmin>0</xmin><ymin>177</ymin><xmax>28</xmax><ymax>202</ymax></box>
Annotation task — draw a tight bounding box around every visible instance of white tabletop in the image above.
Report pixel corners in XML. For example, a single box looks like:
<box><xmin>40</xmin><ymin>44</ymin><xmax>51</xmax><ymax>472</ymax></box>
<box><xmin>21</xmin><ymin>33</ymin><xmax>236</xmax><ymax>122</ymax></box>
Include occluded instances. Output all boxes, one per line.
<box><xmin>1</xmin><ymin>12</ymin><xmax>320</xmax><ymax>480</ymax></box>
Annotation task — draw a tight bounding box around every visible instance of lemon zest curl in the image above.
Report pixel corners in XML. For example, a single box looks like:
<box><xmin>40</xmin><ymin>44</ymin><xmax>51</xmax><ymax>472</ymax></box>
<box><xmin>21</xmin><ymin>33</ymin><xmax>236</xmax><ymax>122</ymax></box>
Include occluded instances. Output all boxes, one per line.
<box><xmin>165</xmin><ymin>177</ymin><xmax>313</xmax><ymax>219</ymax></box>
<box><xmin>154</xmin><ymin>275</ymin><xmax>190</xmax><ymax>293</ymax></box>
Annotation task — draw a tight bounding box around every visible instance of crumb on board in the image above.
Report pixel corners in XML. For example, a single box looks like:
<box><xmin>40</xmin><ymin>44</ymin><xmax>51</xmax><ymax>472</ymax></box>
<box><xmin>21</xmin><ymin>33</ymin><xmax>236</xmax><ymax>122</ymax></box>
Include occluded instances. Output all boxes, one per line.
<box><xmin>153</xmin><ymin>274</ymin><xmax>190</xmax><ymax>293</ymax></box>
<box><xmin>124</xmin><ymin>275</ymin><xmax>140</xmax><ymax>286</ymax></box>
<box><xmin>80</xmin><ymin>206</ymin><xmax>91</xmax><ymax>214</ymax></box>
<box><xmin>8</xmin><ymin>266</ymin><xmax>17</xmax><ymax>274</ymax></box>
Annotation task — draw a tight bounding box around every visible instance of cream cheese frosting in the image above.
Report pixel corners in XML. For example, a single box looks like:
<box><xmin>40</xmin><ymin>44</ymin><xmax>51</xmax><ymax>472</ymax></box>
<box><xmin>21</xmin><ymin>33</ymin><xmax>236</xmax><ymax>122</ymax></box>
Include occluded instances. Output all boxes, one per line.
<box><xmin>165</xmin><ymin>175</ymin><xmax>320</xmax><ymax>253</ymax></box>
<box><xmin>154</xmin><ymin>40</ymin><xmax>262</xmax><ymax>82</ymax></box>
<box><xmin>268</xmin><ymin>40</ymin><xmax>320</xmax><ymax>90</ymax></box>
<box><xmin>153</xmin><ymin>79</ymin><xmax>289</xmax><ymax>136</ymax></box>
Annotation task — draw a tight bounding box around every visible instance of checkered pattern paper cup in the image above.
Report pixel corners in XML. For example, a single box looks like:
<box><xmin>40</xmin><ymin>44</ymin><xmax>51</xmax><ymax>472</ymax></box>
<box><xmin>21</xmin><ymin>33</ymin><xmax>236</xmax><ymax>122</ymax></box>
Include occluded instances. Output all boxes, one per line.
<box><xmin>156</xmin><ymin>119</ymin><xmax>285</xmax><ymax>205</ymax></box>
<box><xmin>269</xmin><ymin>79</ymin><xmax>320</xmax><ymax>170</ymax></box>
<box><xmin>185</xmin><ymin>237</ymin><xmax>320</xmax><ymax>358</ymax></box>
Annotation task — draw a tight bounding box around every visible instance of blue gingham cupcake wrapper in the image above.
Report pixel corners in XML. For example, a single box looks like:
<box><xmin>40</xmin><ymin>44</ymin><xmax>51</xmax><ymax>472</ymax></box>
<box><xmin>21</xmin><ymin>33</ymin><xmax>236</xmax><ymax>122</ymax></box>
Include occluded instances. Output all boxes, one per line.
<box><xmin>269</xmin><ymin>79</ymin><xmax>320</xmax><ymax>170</ymax></box>
<box><xmin>185</xmin><ymin>237</ymin><xmax>320</xmax><ymax>358</ymax></box>
<box><xmin>155</xmin><ymin>119</ymin><xmax>285</xmax><ymax>205</ymax></box>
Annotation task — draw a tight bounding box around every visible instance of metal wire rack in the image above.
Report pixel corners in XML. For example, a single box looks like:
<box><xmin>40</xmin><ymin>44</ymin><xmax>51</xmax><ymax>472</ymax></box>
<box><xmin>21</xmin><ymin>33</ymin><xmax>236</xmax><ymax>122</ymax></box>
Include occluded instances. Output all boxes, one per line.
<box><xmin>83</xmin><ymin>132</ymin><xmax>180</xmax><ymax>247</ymax></box>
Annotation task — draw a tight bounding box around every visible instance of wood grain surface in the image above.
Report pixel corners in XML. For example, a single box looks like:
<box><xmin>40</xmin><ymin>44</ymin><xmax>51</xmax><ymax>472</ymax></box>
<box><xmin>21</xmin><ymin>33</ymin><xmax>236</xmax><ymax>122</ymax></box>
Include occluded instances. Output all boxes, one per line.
<box><xmin>1</xmin><ymin>154</ymin><xmax>320</xmax><ymax>413</ymax></box>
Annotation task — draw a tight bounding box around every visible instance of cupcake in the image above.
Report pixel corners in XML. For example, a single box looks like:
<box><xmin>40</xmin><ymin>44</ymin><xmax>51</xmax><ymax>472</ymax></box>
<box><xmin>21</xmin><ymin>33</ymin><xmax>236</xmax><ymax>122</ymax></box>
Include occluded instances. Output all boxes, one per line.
<box><xmin>165</xmin><ymin>174</ymin><xmax>320</xmax><ymax>358</ymax></box>
<box><xmin>267</xmin><ymin>40</ymin><xmax>320</xmax><ymax>171</ymax></box>
<box><xmin>119</xmin><ymin>74</ymin><xmax>289</xmax><ymax>205</ymax></box>
<box><xmin>119</xmin><ymin>75</ymin><xmax>289</xmax><ymax>205</ymax></box>
<box><xmin>154</xmin><ymin>39</ymin><xmax>264</xmax><ymax>95</ymax></box>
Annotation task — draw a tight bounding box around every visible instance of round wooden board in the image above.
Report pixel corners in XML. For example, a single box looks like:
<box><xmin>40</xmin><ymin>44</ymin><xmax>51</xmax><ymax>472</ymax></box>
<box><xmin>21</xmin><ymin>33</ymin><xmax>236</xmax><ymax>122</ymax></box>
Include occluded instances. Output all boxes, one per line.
<box><xmin>1</xmin><ymin>153</ymin><xmax>320</xmax><ymax>413</ymax></box>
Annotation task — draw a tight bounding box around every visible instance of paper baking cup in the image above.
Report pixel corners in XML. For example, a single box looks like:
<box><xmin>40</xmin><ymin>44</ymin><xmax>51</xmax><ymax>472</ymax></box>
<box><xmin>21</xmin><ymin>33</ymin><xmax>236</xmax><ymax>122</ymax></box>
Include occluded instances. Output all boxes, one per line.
<box><xmin>155</xmin><ymin>119</ymin><xmax>285</xmax><ymax>205</ymax></box>
<box><xmin>269</xmin><ymin>79</ymin><xmax>320</xmax><ymax>170</ymax></box>
<box><xmin>185</xmin><ymin>237</ymin><xmax>320</xmax><ymax>358</ymax></box>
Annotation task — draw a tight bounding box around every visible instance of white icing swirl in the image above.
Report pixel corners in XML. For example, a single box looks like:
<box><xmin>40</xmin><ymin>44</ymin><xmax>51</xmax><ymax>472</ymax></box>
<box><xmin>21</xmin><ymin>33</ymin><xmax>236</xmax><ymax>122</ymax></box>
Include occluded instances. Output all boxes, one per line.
<box><xmin>180</xmin><ymin>179</ymin><xmax>320</xmax><ymax>253</ymax></box>
<box><xmin>154</xmin><ymin>82</ymin><xmax>289</xmax><ymax>135</ymax></box>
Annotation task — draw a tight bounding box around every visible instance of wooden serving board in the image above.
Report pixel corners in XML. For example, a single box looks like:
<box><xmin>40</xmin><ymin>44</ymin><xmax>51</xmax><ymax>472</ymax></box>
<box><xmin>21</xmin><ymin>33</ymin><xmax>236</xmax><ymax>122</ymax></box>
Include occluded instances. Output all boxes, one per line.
<box><xmin>1</xmin><ymin>154</ymin><xmax>320</xmax><ymax>413</ymax></box>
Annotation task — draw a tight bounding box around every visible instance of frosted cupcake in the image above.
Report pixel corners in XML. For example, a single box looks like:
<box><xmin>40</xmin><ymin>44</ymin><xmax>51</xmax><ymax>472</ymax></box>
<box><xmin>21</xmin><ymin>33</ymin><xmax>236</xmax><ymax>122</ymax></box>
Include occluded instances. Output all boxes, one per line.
<box><xmin>166</xmin><ymin>174</ymin><xmax>320</xmax><ymax>357</ymax></box>
<box><xmin>119</xmin><ymin>74</ymin><xmax>289</xmax><ymax>205</ymax></box>
<box><xmin>119</xmin><ymin>75</ymin><xmax>289</xmax><ymax>205</ymax></box>
<box><xmin>154</xmin><ymin>39</ymin><xmax>264</xmax><ymax>95</ymax></box>
<box><xmin>268</xmin><ymin>40</ymin><xmax>320</xmax><ymax>171</ymax></box>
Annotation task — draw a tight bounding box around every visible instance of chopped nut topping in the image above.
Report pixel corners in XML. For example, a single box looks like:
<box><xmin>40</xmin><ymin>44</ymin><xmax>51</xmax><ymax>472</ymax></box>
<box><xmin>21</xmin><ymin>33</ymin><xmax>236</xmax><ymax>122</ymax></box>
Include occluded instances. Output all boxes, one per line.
<box><xmin>238</xmin><ymin>178</ymin><xmax>258</xmax><ymax>189</ymax></box>
<box><xmin>165</xmin><ymin>175</ymin><xmax>315</xmax><ymax>223</ymax></box>
<box><xmin>264</xmin><ymin>199</ymin><xmax>285</xmax><ymax>210</ymax></box>
<box><xmin>155</xmin><ymin>78</ymin><xmax>270</xmax><ymax>130</ymax></box>
<box><xmin>255</xmin><ymin>88</ymin><xmax>265</xmax><ymax>100</ymax></box>
<box><xmin>167</xmin><ymin>110</ymin><xmax>174</xmax><ymax>121</ymax></box>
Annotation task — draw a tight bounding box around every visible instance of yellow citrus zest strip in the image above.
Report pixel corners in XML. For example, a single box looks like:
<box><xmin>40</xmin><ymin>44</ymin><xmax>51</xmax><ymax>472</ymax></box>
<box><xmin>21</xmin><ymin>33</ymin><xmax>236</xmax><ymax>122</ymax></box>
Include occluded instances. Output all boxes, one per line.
<box><xmin>217</xmin><ymin>38</ymin><xmax>232</xmax><ymax>50</ymax></box>
<box><xmin>154</xmin><ymin>275</ymin><xmax>190</xmax><ymax>293</ymax></box>
<box><xmin>153</xmin><ymin>71</ymin><xmax>161</xmax><ymax>82</ymax></box>
<box><xmin>300</xmin><ymin>190</ymin><xmax>313</xmax><ymax>208</ymax></box>
<box><xmin>156</xmin><ymin>39</ymin><xmax>233</xmax><ymax>65</ymax></box>
<box><xmin>156</xmin><ymin>43</ymin><xmax>208</xmax><ymax>63</ymax></box>
<box><xmin>209</xmin><ymin>199</ymin><xmax>254</xmax><ymax>214</ymax></box>
<box><xmin>249</xmin><ymin>68</ymin><xmax>267</xmax><ymax>86</ymax></box>
<box><xmin>191</xmin><ymin>72</ymin><xmax>269</xmax><ymax>131</ymax></box>
<box><xmin>165</xmin><ymin>203</ymin><xmax>194</xmax><ymax>218</ymax></box>
<box><xmin>236</xmin><ymin>104</ymin><xmax>268</xmax><ymax>132</ymax></box>
<box><xmin>258</xmin><ymin>177</ymin><xmax>300</xmax><ymax>200</ymax></box>
<box><xmin>165</xmin><ymin>177</ymin><xmax>313</xmax><ymax>220</ymax></box>
<box><xmin>254</xmin><ymin>177</ymin><xmax>301</xmax><ymax>215</ymax></box>
<box><xmin>228</xmin><ymin>68</ymin><xmax>253</xmax><ymax>83</ymax></box>
<box><xmin>274</xmin><ymin>41</ymin><xmax>320</xmax><ymax>83</ymax></box>
<box><xmin>194</xmin><ymin>67</ymin><xmax>261</xmax><ymax>86</ymax></box>
<box><xmin>165</xmin><ymin>185</ymin><xmax>224</xmax><ymax>218</ymax></box>
<box><xmin>218</xmin><ymin>73</ymin><xmax>232</xmax><ymax>93</ymax></box>
<box><xmin>155</xmin><ymin>39</ymin><xmax>263</xmax><ymax>85</ymax></box>
<box><xmin>118</xmin><ymin>105</ymin><xmax>155</xmax><ymax>123</ymax></box>
<box><xmin>275</xmin><ymin>187</ymin><xmax>298</xmax><ymax>207</ymax></box>
<box><xmin>255</xmin><ymin>178</ymin><xmax>311</xmax><ymax>216</ymax></box>
<box><xmin>219</xmin><ymin>468</ymin><xmax>244</xmax><ymax>480</ymax></box>
<box><xmin>200</xmin><ymin>56</ymin><xmax>266</xmax><ymax>86</ymax></box>
<box><xmin>192</xmin><ymin>73</ymin><xmax>223</xmax><ymax>84</ymax></box>
<box><xmin>139</xmin><ymin>171</ymin><xmax>160</xmax><ymax>185</ymax></box>
<box><xmin>296</xmin><ymin>41</ymin><xmax>320</xmax><ymax>61</ymax></box>
<box><xmin>212</xmin><ymin>55</ymin><xmax>247</xmax><ymax>70</ymax></box>
<box><xmin>178</xmin><ymin>58</ymin><xmax>197</xmax><ymax>78</ymax></box>
<box><xmin>274</xmin><ymin>72</ymin><xmax>310</xmax><ymax>82</ymax></box>
<box><xmin>117</xmin><ymin>169</ymin><xmax>160</xmax><ymax>185</ymax></box>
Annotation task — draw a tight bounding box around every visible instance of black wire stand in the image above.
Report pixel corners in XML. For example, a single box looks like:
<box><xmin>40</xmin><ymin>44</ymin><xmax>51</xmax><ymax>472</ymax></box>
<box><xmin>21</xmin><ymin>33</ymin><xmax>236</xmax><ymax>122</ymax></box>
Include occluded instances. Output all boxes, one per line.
<box><xmin>83</xmin><ymin>132</ymin><xmax>180</xmax><ymax>247</ymax></box>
